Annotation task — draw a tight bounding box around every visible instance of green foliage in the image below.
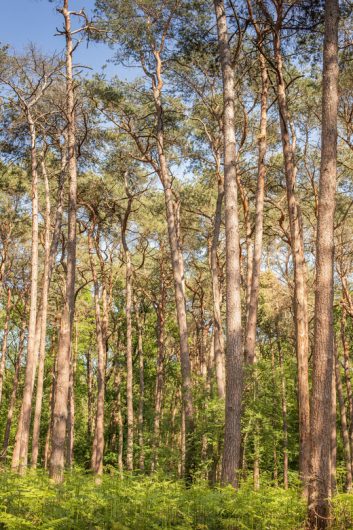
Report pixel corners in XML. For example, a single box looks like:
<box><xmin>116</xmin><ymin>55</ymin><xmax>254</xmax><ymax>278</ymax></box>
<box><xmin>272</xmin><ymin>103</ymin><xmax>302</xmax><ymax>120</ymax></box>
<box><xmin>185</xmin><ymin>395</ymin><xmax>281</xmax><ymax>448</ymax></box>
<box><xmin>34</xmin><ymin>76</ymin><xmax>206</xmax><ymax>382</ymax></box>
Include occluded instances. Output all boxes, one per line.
<box><xmin>0</xmin><ymin>471</ymin><xmax>308</xmax><ymax>530</ymax></box>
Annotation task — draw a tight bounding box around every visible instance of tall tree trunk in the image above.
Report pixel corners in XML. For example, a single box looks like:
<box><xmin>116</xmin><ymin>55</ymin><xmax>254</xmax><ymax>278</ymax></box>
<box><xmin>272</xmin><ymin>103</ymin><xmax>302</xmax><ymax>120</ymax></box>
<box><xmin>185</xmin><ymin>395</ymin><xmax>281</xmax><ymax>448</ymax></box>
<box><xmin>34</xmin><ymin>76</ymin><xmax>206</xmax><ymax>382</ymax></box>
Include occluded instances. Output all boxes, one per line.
<box><xmin>277</xmin><ymin>334</ymin><xmax>289</xmax><ymax>490</ymax></box>
<box><xmin>89</xmin><ymin>231</ymin><xmax>106</xmax><ymax>476</ymax></box>
<box><xmin>0</xmin><ymin>287</ymin><xmax>12</xmax><ymax>407</ymax></box>
<box><xmin>340</xmin><ymin>307</ymin><xmax>353</xmax><ymax>458</ymax></box>
<box><xmin>116</xmin><ymin>369</ymin><xmax>123</xmax><ymax>474</ymax></box>
<box><xmin>1</xmin><ymin>316</ymin><xmax>26</xmax><ymax>459</ymax></box>
<box><xmin>12</xmin><ymin>117</ymin><xmax>39</xmax><ymax>472</ymax></box>
<box><xmin>151</xmin><ymin>293</ymin><xmax>166</xmax><ymax>472</ymax></box>
<box><xmin>110</xmin><ymin>362</ymin><xmax>123</xmax><ymax>474</ymax></box>
<box><xmin>44</xmin><ymin>356</ymin><xmax>56</xmax><ymax>470</ymax></box>
<box><xmin>66</xmin><ymin>325</ymin><xmax>76</xmax><ymax>469</ymax></box>
<box><xmin>209</xmin><ymin>158</ymin><xmax>225</xmax><ymax>399</ymax></box>
<box><xmin>331</xmin><ymin>365</ymin><xmax>337</xmax><ymax>496</ymax></box>
<box><xmin>120</xmin><ymin>200</ymin><xmax>134</xmax><ymax>472</ymax></box>
<box><xmin>244</xmin><ymin>36</ymin><xmax>268</xmax><ymax>365</ymax></box>
<box><xmin>31</xmin><ymin>159</ymin><xmax>52</xmax><ymax>468</ymax></box>
<box><xmin>151</xmin><ymin>61</ymin><xmax>195</xmax><ymax>478</ymax></box>
<box><xmin>31</xmin><ymin>146</ymin><xmax>66</xmax><ymax>468</ymax></box>
<box><xmin>50</xmin><ymin>0</ymin><xmax>78</xmax><ymax>482</ymax></box>
<box><xmin>308</xmin><ymin>1</ymin><xmax>339</xmax><ymax>526</ymax></box>
<box><xmin>334</xmin><ymin>343</ymin><xmax>352</xmax><ymax>491</ymax></box>
<box><xmin>86</xmin><ymin>348</ymin><xmax>93</xmax><ymax>444</ymax></box>
<box><xmin>135</xmin><ymin>301</ymin><xmax>145</xmax><ymax>471</ymax></box>
<box><xmin>214</xmin><ymin>0</ymin><xmax>243</xmax><ymax>488</ymax></box>
<box><xmin>272</xmin><ymin>10</ymin><xmax>310</xmax><ymax>491</ymax></box>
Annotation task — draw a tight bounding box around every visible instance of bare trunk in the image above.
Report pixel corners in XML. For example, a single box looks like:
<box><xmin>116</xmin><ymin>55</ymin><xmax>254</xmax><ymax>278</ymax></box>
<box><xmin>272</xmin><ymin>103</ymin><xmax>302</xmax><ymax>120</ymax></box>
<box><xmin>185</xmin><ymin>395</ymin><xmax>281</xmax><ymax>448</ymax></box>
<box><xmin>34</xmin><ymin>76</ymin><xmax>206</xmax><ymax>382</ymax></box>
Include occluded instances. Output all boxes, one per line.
<box><xmin>273</xmin><ymin>17</ymin><xmax>310</xmax><ymax>491</ymax></box>
<box><xmin>31</xmin><ymin>148</ymin><xmax>66</xmax><ymax>467</ymax></box>
<box><xmin>44</xmin><ymin>356</ymin><xmax>56</xmax><ymax>470</ymax></box>
<box><xmin>1</xmin><ymin>317</ymin><xmax>26</xmax><ymax>459</ymax></box>
<box><xmin>135</xmin><ymin>302</ymin><xmax>145</xmax><ymax>471</ymax></box>
<box><xmin>116</xmin><ymin>369</ymin><xmax>123</xmax><ymax>474</ymax></box>
<box><xmin>151</xmin><ymin>295</ymin><xmax>166</xmax><ymax>472</ymax></box>
<box><xmin>31</xmin><ymin>159</ymin><xmax>52</xmax><ymax>468</ymax></box>
<box><xmin>12</xmin><ymin>118</ymin><xmax>39</xmax><ymax>472</ymax></box>
<box><xmin>209</xmin><ymin>162</ymin><xmax>225</xmax><ymax>398</ymax></box>
<box><xmin>340</xmin><ymin>308</ymin><xmax>353</xmax><ymax>459</ymax></box>
<box><xmin>89</xmin><ymin>231</ymin><xmax>106</xmax><ymax>476</ymax></box>
<box><xmin>214</xmin><ymin>0</ymin><xmax>243</xmax><ymax>488</ymax></box>
<box><xmin>50</xmin><ymin>0</ymin><xmax>78</xmax><ymax>482</ymax></box>
<box><xmin>244</xmin><ymin>47</ymin><xmax>268</xmax><ymax>365</ymax></box>
<box><xmin>86</xmin><ymin>349</ymin><xmax>93</xmax><ymax>443</ymax></box>
<box><xmin>110</xmin><ymin>362</ymin><xmax>123</xmax><ymax>473</ymax></box>
<box><xmin>335</xmin><ymin>343</ymin><xmax>352</xmax><ymax>490</ymax></box>
<box><xmin>278</xmin><ymin>336</ymin><xmax>289</xmax><ymax>490</ymax></box>
<box><xmin>152</xmin><ymin>71</ymin><xmax>195</xmax><ymax>478</ymax></box>
<box><xmin>0</xmin><ymin>287</ymin><xmax>12</xmax><ymax>407</ymax></box>
<box><xmin>253</xmin><ymin>430</ymin><xmax>260</xmax><ymax>491</ymax></box>
<box><xmin>331</xmin><ymin>365</ymin><xmax>337</xmax><ymax>496</ymax></box>
<box><xmin>120</xmin><ymin>209</ymin><xmax>134</xmax><ymax>472</ymax></box>
<box><xmin>66</xmin><ymin>326</ymin><xmax>76</xmax><ymax>469</ymax></box>
<box><xmin>308</xmin><ymin>1</ymin><xmax>339</xmax><ymax>525</ymax></box>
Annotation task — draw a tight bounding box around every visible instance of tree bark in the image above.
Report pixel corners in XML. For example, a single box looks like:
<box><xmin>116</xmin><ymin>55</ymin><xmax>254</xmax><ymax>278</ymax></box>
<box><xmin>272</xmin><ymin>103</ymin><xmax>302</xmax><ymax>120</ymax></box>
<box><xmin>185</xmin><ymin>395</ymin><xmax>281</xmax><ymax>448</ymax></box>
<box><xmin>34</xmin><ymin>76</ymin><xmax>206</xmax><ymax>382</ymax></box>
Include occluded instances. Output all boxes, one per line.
<box><xmin>308</xmin><ymin>1</ymin><xmax>339</xmax><ymax>526</ymax></box>
<box><xmin>272</xmin><ymin>7</ymin><xmax>311</xmax><ymax>491</ymax></box>
<box><xmin>0</xmin><ymin>287</ymin><xmax>12</xmax><ymax>407</ymax></box>
<box><xmin>209</xmin><ymin>158</ymin><xmax>225</xmax><ymax>398</ymax></box>
<box><xmin>151</xmin><ymin>67</ymin><xmax>195</xmax><ymax>479</ymax></box>
<box><xmin>331</xmin><ymin>364</ymin><xmax>337</xmax><ymax>496</ymax></box>
<box><xmin>151</xmin><ymin>287</ymin><xmax>166</xmax><ymax>472</ymax></box>
<box><xmin>1</xmin><ymin>316</ymin><xmax>26</xmax><ymax>459</ymax></box>
<box><xmin>120</xmin><ymin>196</ymin><xmax>134</xmax><ymax>472</ymax></box>
<box><xmin>31</xmin><ymin>159</ymin><xmax>53</xmax><ymax>468</ymax></box>
<box><xmin>244</xmin><ymin>26</ymin><xmax>268</xmax><ymax>365</ymax></box>
<box><xmin>12</xmin><ymin>117</ymin><xmax>39</xmax><ymax>472</ymax></box>
<box><xmin>89</xmin><ymin>230</ymin><xmax>106</xmax><ymax>476</ymax></box>
<box><xmin>50</xmin><ymin>0</ymin><xmax>78</xmax><ymax>482</ymax></box>
<box><xmin>31</xmin><ymin>146</ymin><xmax>67</xmax><ymax>466</ymax></box>
<box><xmin>135</xmin><ymin>301</ymin><xmax>145</xmax><ymax>471</ymax></box>
<box><xmin>277</xmin><ymin>335</ymin><xmax>289</xmax><ymax>490</ymax></box>
<box><xmin>214</xmin><ymin>0</ymin><xmax>243</xmax><ymax>488</ymax></box>
<box><xmin>66</xmin><ymin>325</ymin><xmax>76</xmax><ymax>469</ymax></box>
<box><xmin>340</xmin><ymin>307</ymin><xmax>353</xmax><ymax>460</ymax></box>
<box><xmin>335</xmin><ymin>343</ymin><xmax>352</xmax><ymax>491</ymax></box>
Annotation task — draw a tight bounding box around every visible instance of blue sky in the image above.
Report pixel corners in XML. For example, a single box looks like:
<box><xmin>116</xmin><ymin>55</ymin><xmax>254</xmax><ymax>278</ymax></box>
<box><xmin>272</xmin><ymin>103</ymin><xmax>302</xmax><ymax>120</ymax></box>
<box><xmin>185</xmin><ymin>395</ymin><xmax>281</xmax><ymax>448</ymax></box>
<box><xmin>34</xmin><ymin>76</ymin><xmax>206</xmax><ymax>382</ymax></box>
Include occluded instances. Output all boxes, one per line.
<box><xmin>0</xmin><ymin>0</ymin><xmax>136</xmax><ymax>80</ymax></box>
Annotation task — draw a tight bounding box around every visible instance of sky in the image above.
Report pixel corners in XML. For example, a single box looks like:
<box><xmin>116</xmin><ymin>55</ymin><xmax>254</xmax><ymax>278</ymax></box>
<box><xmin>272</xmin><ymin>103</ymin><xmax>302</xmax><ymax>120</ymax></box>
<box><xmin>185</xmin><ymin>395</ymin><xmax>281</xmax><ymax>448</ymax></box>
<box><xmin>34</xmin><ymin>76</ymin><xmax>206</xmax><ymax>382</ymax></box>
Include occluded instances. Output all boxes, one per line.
<box><xmin>0</xmin><ymin>0</ymin><xmax>136</xmax><ymax>80</ymax></box>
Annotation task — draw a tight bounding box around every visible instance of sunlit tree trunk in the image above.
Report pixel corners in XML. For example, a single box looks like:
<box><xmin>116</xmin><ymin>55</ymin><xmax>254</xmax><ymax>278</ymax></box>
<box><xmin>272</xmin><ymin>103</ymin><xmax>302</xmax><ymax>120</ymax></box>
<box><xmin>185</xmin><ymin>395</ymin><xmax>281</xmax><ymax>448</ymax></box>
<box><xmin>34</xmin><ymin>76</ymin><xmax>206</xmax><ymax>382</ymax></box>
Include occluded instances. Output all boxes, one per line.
<box><xmin>209</xmin><ymin>155</ymin><xmax>225</xmax><ymax>398</ymax></box>
<box><xmin>120</xmin><ymin>195</ymin><xmax>134</xmax><ymax>471</ymax></box>
<box><xmin>12</xmin><ymin>117</ymin><xmax>39</xmax><ymax>472</ymax></box>
<box><xmin>271</xmin><ymin>13</ymin><xmax>311</xmax><ymax>492</ymax></box>
<box><xmin>244</xmin><ymin>23</ymin><xmax>268</xmax><ymax>365</ymax></box>
<box><xmin>214</xmin><ymin>0</ymin><xmax>243</xmax><ymax>487</ymax></box>
<box><xmin>1</xmin><ymin>316</ymin><xmax>26</xmax><ymax>459</ymax></box>
<box><xmin>151</xmin><ymin>283</ymin><xmax>166</xmax><ymax>472</ymax></box>
<box><xmin>66</xmin><ymin>326</ymin><xmax>76</xmax><ymax>469</ymax></box>
<box><xmin>135</xmin><ymin>301</ymin><xmax>145</xmax><ymax>471</ymax></box>
<box><xmin>50</xmin><ymin>0</ymin><xmax>78</xmax><ymax>483</ymax></box>
<box><xmin>277</xmin><ymin>334</ymin><xmax>288</xmax><ymax>490</ymax></box>
<box><xmin>334</xmin><ymin>343</ymin><xmax>352</xmax><ymax>491</ymax></box>
<box><xmin>0</xmin><ymin>287</ymin><xmax>12</xmax><ymax>407</ymax></box>
<box><xmin>308</xmin><ymin>1</ymin><xmax>339</xmax><ymax>525</ymax></box>
<box><xmin>89</xmin><ymin>230</ymin><xmax>106</xmax><ymax>476</ymax></box>
<box><xmin>151</xmin><ymin>64</ymin><xmax>195</xmax><ymax>478</ymax></box>
<box><xmin>31</xmin><ymin>148</ymin><xmax>66</xmax><ymax>468</ymax></box>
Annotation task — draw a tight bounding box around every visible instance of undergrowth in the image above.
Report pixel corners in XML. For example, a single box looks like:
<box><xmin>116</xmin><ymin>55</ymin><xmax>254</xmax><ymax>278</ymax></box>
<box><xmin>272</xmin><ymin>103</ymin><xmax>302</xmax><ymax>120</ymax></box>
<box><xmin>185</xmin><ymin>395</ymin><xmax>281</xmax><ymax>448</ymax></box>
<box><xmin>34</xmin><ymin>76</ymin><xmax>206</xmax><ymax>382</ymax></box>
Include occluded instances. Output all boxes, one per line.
<box><xmin>0</xmin><ymin>470</ymin><xmax>350</xmax><ymax>529</ymax></box>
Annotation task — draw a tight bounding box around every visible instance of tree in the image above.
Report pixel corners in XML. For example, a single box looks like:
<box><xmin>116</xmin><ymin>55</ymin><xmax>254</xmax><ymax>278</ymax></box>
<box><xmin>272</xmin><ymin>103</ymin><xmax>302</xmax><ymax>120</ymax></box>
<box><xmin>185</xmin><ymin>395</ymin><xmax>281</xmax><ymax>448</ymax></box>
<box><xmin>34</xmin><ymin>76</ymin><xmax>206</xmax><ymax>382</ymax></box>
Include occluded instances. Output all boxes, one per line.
<box><xmin>308</xmin><ymin>0</ymin><xmax>339</xmax><ymax>526</ymax></box>
<box><xmin>213</xmin><ymin>0</ymin><xmax>243</xmax><ymax>487</ymax></box>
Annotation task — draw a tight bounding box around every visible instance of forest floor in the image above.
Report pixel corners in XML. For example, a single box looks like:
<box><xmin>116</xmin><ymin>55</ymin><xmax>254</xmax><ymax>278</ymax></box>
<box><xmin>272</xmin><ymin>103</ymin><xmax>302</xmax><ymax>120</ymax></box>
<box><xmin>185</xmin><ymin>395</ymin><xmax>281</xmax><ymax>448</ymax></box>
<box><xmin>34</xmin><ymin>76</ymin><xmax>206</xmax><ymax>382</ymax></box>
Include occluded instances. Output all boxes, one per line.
<box><xmin>0</xmin><ymin>471</ymin><xmax>352</xmax><ymax>529</ymax></box>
